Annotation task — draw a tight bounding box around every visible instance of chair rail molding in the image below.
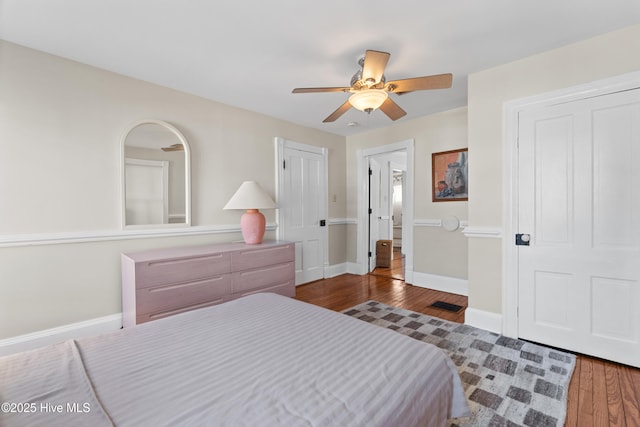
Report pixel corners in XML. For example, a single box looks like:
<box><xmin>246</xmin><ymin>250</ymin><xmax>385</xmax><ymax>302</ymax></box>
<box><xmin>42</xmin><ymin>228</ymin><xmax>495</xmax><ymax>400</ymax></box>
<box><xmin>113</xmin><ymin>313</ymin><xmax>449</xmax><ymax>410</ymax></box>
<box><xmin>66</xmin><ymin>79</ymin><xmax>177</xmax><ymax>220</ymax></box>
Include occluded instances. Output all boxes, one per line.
<box><xmin>327</xmin><ymin>218</ymin><xmax>357</xmax><ymax>225</ymax></box>
<box><xmin>0</xmin><ymin>223</ymin><xmax>277</xmax><ymax>248</ymax></box>
<box><xmin>415</xmin><ymin>219</ymin><xmax>469</xmax><ymax>229</ymax></box>
<box><xmin>461</xmin><ymin>225</ymin><xmax>502</xmax><ymax>238</ymax></box>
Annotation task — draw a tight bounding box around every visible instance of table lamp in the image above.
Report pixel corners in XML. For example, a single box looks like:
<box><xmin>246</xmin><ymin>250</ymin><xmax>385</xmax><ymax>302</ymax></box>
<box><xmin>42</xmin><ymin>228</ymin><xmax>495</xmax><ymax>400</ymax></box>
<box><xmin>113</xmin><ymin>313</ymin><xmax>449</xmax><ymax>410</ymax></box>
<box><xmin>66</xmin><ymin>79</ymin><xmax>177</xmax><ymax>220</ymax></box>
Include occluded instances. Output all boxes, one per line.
<box><xmin>223</xmin><ymin>181</ymin><xmax>276</xmax><ymax>244</ymax></box>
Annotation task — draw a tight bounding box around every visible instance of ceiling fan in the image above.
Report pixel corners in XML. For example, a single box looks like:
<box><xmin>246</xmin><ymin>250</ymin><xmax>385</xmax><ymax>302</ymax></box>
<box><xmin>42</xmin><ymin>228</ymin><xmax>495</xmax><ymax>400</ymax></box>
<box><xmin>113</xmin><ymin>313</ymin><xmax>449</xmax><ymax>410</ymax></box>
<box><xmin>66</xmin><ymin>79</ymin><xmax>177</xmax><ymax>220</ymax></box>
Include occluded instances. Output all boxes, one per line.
<box><xmin>292</xmin><ymin>50</ymin><xmax>452</xmax><ymax>123</ymax></box>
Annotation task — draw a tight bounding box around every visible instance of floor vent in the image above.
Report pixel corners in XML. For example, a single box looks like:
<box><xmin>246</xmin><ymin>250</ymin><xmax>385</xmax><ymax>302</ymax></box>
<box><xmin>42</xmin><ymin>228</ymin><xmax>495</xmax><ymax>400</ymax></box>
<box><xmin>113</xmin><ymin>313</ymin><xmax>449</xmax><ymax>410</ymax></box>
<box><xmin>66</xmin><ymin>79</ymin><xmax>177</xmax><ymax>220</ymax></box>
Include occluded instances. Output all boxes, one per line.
<box><xmin>430</xmin><ymin>301</ymin><xmax>463</xmax><ymax>312</ymax></box>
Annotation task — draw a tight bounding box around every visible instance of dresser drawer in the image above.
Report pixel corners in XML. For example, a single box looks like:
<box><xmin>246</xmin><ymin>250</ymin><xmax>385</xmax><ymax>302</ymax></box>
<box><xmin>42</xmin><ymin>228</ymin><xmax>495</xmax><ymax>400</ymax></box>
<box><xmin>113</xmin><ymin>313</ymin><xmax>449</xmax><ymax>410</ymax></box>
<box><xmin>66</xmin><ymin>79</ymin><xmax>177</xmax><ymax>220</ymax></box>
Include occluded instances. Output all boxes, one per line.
<box><xmin>135</xmin><ymin>252</ymin><xmax>231</xmax><ymax>288</ymax></box>
<box><xmin>231</xmin><ymin>244</ymin><xmax>294</xmax><ymax>271</ymax></box>
<box><xmin>122</xmin><ymin>240</ymin><xmax>295</xmax><ymax>327</ymax></box>
<box><xmin>231</xmin><ymin>262</ymin><xmax>294</xmax><ymax>293</ymax></box>
<box><xmin>136</xmin><ymin>297</ymin><xmax>229</xmax><ymax>324</ymax></box>
<box><xmin>136</xmin><ymin>275</ymin><xmax>231</xmax><ymax>316</ymax></box>
<box><xmin>232</xmin><ymin>279</ymin><xmax>295</xmax><ymax>299</ymax></box>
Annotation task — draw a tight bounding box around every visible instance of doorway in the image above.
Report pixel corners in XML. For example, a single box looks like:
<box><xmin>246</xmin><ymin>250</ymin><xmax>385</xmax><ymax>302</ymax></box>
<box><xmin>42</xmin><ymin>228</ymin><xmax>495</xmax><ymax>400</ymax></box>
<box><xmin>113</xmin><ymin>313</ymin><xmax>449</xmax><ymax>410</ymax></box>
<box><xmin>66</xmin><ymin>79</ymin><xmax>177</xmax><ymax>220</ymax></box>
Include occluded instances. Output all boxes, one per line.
<box><xmin>504</xmin><ymin>72</ymin><xmax>640</xmax><ymax>367</ymax></box>
<box><xmin>370</xmin><ymin>164</ymin><xmax>406</xmax><ymax>280</ymax></box>
<box><xmin>357</xmin><ymin>139</ymin><xmax>414</xmax><ymax>283</ymax></box>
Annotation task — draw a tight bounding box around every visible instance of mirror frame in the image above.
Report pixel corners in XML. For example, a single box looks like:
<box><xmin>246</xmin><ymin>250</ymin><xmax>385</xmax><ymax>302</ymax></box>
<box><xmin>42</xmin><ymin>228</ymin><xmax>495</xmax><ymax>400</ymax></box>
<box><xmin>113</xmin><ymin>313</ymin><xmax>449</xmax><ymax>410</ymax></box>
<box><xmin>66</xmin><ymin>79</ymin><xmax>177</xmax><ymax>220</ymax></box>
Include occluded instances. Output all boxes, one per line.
<box><xmin>121</xmin><ymin>119</ymin><xmax>191</xmax><ymax>229</ymax></box>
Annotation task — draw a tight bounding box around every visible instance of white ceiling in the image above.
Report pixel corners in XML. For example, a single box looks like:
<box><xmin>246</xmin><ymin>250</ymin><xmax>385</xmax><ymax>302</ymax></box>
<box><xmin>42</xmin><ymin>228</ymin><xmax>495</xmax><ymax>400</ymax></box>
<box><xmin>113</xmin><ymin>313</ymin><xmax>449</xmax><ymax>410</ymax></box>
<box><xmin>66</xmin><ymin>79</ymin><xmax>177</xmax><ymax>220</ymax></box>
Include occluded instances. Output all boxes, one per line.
<box><xmin>1</xmin><ymin>0</ymin><xmax>640</xmax><ymax>136</ymax></box>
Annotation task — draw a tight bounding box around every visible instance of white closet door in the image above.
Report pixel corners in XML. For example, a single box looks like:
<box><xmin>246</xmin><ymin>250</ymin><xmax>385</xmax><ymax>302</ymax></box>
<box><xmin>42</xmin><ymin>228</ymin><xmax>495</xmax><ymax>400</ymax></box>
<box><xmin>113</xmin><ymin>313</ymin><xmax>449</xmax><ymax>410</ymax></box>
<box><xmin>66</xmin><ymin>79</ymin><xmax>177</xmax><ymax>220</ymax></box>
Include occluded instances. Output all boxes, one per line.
<box><xmin>517</xmin><ymin>88</ymin><xmax>640</xmax><ymax>367</ymax></box>
<box><xmin>279</xmin><ymin>141</ymin><xmax>326</xmax><ymax>285</ymax></box>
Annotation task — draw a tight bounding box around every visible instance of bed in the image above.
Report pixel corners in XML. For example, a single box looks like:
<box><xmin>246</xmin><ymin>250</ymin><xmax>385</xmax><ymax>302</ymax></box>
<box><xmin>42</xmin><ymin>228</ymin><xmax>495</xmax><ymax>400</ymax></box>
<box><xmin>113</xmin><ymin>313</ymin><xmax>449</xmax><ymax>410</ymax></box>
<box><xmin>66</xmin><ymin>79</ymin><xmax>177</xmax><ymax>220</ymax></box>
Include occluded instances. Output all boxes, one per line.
<box><xmin>0</xmin><ymin>293</ymin><xmax>470</xmax><ymax>426</ymax></box>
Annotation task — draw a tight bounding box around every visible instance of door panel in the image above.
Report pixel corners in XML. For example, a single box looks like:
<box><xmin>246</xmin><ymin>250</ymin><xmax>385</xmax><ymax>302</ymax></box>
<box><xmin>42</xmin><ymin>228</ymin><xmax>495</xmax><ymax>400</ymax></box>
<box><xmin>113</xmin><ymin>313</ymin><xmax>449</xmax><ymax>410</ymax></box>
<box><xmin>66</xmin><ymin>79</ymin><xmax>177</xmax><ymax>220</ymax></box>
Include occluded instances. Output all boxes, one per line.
<box><xmin>518</xmin><ymin>88</ymin><xmax>640</xmax><ymax>367</ymax></box>
<box><xmin>534</xmin><ymin>116</ymin><xmax>572</xmax><ymax>246</ymax></box>
<box><xmin>533</xmin><ymin>271</ymin><xmax>571</xmax><ymax>329</ymax></box>
<box><xmin>590</xmin><ymin>277</ymin><xmax>635</xmax><ymax>341</ymax></box>
<box><xmin>593</xmin><ymin>105</ymin><xmax>639</xmax><ymax>249</ymax></box>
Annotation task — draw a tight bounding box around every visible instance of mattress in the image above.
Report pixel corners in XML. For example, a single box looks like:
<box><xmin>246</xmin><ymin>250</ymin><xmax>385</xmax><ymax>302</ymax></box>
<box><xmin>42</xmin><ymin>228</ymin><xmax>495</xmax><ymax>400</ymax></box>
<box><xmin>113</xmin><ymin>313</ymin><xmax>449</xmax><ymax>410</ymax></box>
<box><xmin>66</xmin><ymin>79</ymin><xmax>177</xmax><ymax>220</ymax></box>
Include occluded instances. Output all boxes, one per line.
<box><xmin>0</xmin><ymin>293</ymin><xmax>470</xmax><ymax>426</ymax></box>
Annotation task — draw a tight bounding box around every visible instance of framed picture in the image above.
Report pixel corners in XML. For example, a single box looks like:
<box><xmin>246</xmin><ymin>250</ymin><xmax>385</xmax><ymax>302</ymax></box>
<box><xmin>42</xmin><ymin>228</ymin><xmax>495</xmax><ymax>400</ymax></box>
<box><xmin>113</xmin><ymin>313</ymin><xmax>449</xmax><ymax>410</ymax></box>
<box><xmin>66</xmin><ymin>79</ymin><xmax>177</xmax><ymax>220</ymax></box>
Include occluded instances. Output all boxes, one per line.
<box><xmin>432</xmin><ymin>148</ymin><xmax>468</xmax><ymax>202</ymax></box>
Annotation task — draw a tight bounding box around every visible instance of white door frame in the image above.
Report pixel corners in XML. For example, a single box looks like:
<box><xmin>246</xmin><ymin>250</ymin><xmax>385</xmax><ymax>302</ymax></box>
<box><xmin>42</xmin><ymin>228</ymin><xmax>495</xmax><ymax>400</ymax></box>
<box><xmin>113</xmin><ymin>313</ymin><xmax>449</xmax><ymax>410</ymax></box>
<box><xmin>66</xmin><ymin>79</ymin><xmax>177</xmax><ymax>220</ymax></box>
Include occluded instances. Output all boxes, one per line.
<box><xmin>502</xmin><ymin>70</ymin><xmax>640</xmax><ymax>339</ymax></box>
<box><xmin>357</xmin><ymin>139</ymin><xmax>414</xmax><ymax>281</ymax></box>
<box><xmin>275</xmin><ymin>137</ymin><xmax>329</xmax><ymax>279</ymax></box>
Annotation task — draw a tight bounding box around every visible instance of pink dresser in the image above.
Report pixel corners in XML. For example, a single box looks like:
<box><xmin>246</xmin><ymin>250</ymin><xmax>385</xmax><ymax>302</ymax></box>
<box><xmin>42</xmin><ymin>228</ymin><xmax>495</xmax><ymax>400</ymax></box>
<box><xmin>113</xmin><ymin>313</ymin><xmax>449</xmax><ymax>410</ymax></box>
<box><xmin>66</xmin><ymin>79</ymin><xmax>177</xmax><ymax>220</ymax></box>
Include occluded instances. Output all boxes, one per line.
<box><xmin>121</xmin><ymin>240</ymin><xmax>295</xmax><ymax>327</ymax></box>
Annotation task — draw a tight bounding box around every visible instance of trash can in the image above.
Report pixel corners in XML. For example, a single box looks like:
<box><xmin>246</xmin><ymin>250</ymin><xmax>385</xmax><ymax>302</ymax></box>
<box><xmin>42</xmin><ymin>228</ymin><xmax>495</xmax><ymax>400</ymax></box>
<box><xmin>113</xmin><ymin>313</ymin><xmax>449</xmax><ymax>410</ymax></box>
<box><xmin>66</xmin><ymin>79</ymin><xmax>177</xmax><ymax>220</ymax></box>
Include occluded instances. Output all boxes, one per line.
<box><xmin>376</xmin><ymin>240</ymin><xmax>393</xmax><ymax>268</ymax></box>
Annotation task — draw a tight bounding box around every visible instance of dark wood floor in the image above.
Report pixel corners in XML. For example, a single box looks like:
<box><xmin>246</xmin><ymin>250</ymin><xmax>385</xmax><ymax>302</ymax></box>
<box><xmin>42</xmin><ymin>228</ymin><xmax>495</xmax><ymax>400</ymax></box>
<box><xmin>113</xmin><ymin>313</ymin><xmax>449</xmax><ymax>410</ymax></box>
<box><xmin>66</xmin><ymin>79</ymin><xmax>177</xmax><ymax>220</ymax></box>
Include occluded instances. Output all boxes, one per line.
<box><xmin>295</xmin><ymin>269</ymin><xmax>640</xmax><ymax>427</ymax></box>
<box><xmin>370</xmin><ymin>247</ymin><xmax>406</xmax><ymax>281</ymax></box>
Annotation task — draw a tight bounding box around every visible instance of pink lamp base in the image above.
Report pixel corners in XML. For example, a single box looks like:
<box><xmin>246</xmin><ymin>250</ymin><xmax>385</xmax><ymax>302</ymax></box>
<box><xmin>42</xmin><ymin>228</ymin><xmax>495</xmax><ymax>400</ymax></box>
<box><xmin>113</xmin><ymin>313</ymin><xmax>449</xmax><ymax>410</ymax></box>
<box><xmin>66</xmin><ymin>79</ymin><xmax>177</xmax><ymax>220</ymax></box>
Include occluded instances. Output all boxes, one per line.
<box><xmin>240</xmin><ymin>209</ymin><xmax>266</xmax><ymax>244</ymax></box>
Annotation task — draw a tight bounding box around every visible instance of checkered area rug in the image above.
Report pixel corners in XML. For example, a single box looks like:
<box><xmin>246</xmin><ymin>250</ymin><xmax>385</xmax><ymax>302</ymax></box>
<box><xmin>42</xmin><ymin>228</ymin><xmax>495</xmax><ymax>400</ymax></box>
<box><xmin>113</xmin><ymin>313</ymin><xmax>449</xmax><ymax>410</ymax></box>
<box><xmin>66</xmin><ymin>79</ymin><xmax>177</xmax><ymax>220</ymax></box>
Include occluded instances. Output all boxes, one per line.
<box><xmin>343</xmin><ymin>301</ymin><xmax>576</xmax><ymax>427</ymax></box>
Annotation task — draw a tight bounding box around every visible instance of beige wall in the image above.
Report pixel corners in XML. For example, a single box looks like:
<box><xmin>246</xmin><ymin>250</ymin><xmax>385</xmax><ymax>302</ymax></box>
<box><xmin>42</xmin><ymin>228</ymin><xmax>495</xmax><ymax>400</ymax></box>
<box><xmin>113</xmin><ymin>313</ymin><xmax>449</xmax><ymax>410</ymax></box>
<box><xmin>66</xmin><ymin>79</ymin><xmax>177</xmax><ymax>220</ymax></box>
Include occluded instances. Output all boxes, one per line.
<box><xmin>327</xmin><ymin>224</ymin><xmax>348</xmax><ymax>266</ymax></box>
<box><xmin>124</xmin><ymin>146</ymin><xmax>186</xmax><ymax>221</ymax></box>
<box><xmin>467</xmin><ymin>24</ymin><xmax>640</xmax><ymax>314</ymax></box>
<box><xmin>4</xmin><ymin>24</ymin><xmax>639</xmax><ymax>340</ymax></box>
<box><xmin>346</xmin><ymin>107</ymin><xmax>468</xmax><ymax>278</ymax></box>
<box><xmin>0</xmin><ymin>40</ymin><xmax>347</xmax><ymax>339</ymax></box>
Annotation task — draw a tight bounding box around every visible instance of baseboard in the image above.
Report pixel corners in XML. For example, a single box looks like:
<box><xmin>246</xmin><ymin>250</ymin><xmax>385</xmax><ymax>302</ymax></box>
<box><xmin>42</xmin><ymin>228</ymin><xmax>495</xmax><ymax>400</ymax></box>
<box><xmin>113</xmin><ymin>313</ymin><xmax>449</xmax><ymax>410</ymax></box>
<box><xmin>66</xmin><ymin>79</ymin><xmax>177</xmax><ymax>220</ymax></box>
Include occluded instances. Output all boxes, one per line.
<box><xmin>465</xmin><ymin>307</ymin><xmax>502</xmax><ymax>334</ymax></box>
<box><xmin>347</xmin><ymin>262</ymin><xmax>368</xmax><ymax>275</ymax></box>
<box><xmin>324</xmin><ymin>263</ymin><xmax>348</xmax><ymax>278</ymax></box>
<box><xmin>411</xmin><ymin>272</ymin><xmax>468</xmax><ymax>296</ymax></box>
<box><xmin>404</xmin><ymin>268</ymin><xmax>414</xmax><ymax>284</ymax></box>
<box><xmin>0</xmin><ymin>313</ymin><xmax>122</xmax><ymax>356</ymax></box>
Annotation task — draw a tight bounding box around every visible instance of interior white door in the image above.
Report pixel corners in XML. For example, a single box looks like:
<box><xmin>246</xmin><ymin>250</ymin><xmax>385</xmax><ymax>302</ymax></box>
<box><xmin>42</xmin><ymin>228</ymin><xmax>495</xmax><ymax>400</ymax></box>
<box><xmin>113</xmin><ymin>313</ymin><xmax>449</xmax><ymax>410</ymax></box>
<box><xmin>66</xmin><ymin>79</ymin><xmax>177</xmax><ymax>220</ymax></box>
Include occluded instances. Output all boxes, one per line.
<box><xmin>517</xmin><ymin>88</ymin><xmax>640</xmax><ymax>367</ymax></box>
<box><xmin>377</xmin><ymin>161</ymin><xmax>392</xmax><ymax>241</ymax></box>
<box><xmin>280</xmin><ymin>143</ymin><xmax>326</xmax><ymax>285</ymax></box>
<box><xmin>368</xmin><ymin>158</ymin><xmax>381</xmax><ymax>271</ymax></box>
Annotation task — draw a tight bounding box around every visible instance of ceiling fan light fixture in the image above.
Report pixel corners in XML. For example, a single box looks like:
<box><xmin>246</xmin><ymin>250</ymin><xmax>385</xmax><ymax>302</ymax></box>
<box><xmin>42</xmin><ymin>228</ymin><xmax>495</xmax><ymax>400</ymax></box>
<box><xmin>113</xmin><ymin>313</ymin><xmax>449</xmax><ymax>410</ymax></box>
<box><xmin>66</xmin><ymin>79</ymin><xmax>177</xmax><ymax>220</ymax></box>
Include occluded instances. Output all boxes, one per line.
<box><xmin>349</xmin><ymin>89</ymin><xmax>388</xmax><ymax>113</ymax></box>
<box><xmin>291</xmin><ymin>49</ymin><xmax>450</xmax><ymax>123</ymax></box>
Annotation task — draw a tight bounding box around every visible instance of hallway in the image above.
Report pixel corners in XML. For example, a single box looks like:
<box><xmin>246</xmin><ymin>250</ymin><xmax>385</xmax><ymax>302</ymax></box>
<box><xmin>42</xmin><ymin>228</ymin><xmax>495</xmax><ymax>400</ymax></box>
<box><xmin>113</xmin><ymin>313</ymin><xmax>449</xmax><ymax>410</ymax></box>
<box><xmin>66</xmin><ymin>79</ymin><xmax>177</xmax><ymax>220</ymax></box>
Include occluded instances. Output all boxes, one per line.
<box><xmin>371</xmin><ymin>247</ymin><xmax>404</xmax><ymax>281</ymax></box>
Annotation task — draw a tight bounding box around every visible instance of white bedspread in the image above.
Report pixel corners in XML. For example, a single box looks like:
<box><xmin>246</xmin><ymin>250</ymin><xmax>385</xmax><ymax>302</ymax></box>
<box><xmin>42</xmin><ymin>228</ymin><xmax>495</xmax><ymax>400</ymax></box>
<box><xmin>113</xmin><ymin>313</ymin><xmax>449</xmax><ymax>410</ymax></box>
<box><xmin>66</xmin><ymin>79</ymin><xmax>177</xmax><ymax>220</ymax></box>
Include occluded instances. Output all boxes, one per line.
<box><xmin>1</xmin><ymin>293</ymin><xmax>469</xmax><ymax>426</ymax></box>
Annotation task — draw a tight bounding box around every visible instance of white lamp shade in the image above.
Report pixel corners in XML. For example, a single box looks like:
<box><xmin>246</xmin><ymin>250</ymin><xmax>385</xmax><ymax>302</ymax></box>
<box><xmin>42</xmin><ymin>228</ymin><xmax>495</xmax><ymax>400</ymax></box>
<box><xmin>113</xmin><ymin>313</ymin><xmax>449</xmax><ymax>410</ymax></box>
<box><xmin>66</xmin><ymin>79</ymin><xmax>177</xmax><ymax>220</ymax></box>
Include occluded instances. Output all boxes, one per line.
<box><xmin>223</xmin><ymin>181</ymin><xmax>276</xmax><ymax>210</ymax></box>
<box><xmin>349</xmin><ymin>89</ymin><xmax>388</xmax><ymax>111</ymax></box>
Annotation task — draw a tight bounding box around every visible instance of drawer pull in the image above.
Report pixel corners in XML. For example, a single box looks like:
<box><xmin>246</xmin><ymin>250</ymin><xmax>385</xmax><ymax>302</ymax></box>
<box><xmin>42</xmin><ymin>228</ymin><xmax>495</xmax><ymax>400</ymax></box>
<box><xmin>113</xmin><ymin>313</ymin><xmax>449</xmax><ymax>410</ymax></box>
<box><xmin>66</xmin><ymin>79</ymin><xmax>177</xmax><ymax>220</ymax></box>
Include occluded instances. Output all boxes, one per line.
<box><xmin>238</xmin><ymin>245</ymin><xmax>292</xmax><ymax>256</ymax></box>
<box><xmin>149</xmin><ymin>299</ymin><xmax>223</xmax><ymax>319</ymax></box>
<box><xmin>147</xmin><ymin>253</ymin><xmax>224</xmax><ymax>267</ymax></box>
<box><xmin>238</xmin><ymin>263</ymin><xmax>290</xmax><ymax>276</ymax></box>
<box><xmin>149</xmin><ymin>276</ymin><xmax>225</xmax><ymax>293</ymax></box>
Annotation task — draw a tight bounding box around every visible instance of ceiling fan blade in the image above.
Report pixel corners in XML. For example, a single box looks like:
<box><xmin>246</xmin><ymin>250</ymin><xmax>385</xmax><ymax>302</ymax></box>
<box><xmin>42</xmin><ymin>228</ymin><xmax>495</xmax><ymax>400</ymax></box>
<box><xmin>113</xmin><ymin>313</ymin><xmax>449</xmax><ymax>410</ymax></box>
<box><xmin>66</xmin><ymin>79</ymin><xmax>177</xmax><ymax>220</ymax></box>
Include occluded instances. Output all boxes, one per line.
<box><xmin>323</xmin><ymin>100</ymin><xmax>352</xmax><ymax>123</ymax></box>
<box><xmin>161</xmin><ymin>144</ymin><xmax>184</xmax><ymax>152</ymax></box>
<box><xmin>387</xmin><ymin>73</ymin><xmax>453</xmax><ymax>94</ymax></box>
<box><xmin>378</xmin><ymin>97</ymin><xmax>407</xmax><ymax>121</ymax></box>
<box><xmin>362</xmin><ymin>50</ymin><xmax>390</xmax><ymax>84</ymax></box>
<box><xmin>292</xmin><ymin>87</ymin><xmax>351</xmax><ymax>94</ymax></box>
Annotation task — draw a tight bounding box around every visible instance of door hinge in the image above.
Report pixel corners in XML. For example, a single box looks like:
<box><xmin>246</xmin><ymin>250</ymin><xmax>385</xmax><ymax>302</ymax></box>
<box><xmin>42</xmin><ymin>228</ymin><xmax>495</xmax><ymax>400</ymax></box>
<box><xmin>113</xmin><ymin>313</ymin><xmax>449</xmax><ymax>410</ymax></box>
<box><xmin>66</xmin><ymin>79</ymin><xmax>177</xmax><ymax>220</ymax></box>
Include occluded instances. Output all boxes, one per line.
<box><xmin>319</xmin><ymin>219</ymin><xmax>326</xmax><ymax>227</ymax></box>
<box><xmin>283</xmin><ymin>160</ymin><xmax>286</xmax><ymax>169</ymax></box>
<box><xmin>368</xmin><ymin>208</ymin><xmax>373</xmax><ymax>214</ymax></box>
<box><xmin>369</xmin><ymin>168</ymin><xmax>372</xmax><ymax>176</ymax></box>
<box><xmin>368</xmin><ymin>251</ymin><xmax>372</xmax><ymax>258</ymax></box>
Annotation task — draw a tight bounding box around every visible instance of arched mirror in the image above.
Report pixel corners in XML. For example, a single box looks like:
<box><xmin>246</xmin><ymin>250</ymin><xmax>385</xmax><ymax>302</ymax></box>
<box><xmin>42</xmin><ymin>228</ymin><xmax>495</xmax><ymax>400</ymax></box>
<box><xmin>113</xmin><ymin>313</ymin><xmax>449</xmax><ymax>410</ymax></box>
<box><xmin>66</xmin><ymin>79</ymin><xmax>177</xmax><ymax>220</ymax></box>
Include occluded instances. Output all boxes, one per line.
<box><xmin>121</xmin><ymin>119</ymin><xmax>191</xmax><ymax>228</ymax></box>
